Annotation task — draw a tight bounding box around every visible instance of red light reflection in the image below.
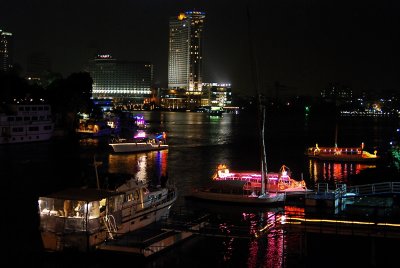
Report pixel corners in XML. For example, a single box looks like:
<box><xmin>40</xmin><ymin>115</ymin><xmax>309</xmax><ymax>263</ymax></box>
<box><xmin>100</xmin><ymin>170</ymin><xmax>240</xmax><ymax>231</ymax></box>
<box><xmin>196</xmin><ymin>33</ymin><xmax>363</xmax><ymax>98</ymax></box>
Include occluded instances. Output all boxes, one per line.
<box><xmin>308</xmin><ymin>159</ymin><xmax>375</xmax><ymax>184</ymax></box>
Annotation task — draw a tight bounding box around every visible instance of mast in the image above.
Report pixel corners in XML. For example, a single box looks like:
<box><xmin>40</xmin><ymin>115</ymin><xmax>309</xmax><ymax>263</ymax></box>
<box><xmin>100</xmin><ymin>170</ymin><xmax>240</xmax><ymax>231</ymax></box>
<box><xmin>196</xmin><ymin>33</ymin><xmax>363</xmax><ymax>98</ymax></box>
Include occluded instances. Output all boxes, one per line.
<box><xmin>247</xmin><ymin>7</ymin><xmax>268</xmax><ymax>195</ymax></box>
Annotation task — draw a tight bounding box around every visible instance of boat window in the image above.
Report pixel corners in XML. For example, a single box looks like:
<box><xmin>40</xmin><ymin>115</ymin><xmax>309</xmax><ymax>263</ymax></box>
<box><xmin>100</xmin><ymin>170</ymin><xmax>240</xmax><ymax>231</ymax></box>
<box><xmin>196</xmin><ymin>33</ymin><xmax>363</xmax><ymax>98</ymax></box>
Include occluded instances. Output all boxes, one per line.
<box><xmin>24</xmin><ymin>117</ymin><xmax>30</xmax><ymax>121</ymax></box>
<box><xmin>38</xmin><ymin>107</ymin><xmax>43</xmax><ymax>111</ymax></box>
<box><xmin>29</xmin><ymin>126</ymin><xmax>39</xmax><ymax>131</ymax></box>
<box><xmin>89</xmin><ymin>201</ymin><xmax>100</xmax><ymax>218</ymax></box>
<box><xmin>31</xmin><ymin>107</ymin><xmax>37</xmax><ymax>111</ymax></box>
<box><xmin>44</xmin><ymin>125</ymin><xmax>53</xmax><ymax>130</ymax></box>
<box><xmin>134</xmin><ymin>190</ymin><xmax>140</xmax><ymax>200</ymax></box>
<box><xmin>7</xmin><ymin>117</ymin><xmax>14</xmax><ymax>122</ymax></box>
<box><xmin>126</xmin><ymin>193</ymin><xmax>134</xmax><ymax>202</ymax></box>
<box><xmin>32</xmin><ymin>116</ymin><xmax>38</xmax><ymax>121</ymax></box>
<box><xmin>16</xmin><ymin>117</ymin><xmax>22</xmax><ymax>121</ymax></box>
<box><xmin>24</xmin><ymin>106</ymin><xmax>31</xmax><ymax>111</ymax></box>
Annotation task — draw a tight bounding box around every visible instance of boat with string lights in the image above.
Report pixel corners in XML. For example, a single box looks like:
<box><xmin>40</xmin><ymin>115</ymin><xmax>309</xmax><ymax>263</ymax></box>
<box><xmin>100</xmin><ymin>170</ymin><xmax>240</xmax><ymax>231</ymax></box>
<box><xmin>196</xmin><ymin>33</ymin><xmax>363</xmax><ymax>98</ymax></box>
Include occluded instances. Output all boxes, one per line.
<box><xmin>306</xmin><ymin>143</ymin><xmax>379</xmax><ymax>162</ymax></box>
<box><xmin>213</xmin><ymin>164</ymin><xmax>310</xmax><ymax>193</ymax></box>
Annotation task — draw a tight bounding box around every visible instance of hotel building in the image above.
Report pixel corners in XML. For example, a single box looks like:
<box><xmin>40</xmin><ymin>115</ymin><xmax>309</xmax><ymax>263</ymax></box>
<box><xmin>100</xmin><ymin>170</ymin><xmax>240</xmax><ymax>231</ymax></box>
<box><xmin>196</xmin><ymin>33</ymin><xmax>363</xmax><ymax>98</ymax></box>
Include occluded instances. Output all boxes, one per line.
<box><xmin>166</xmin><ymin>11</ymin><xmax>205</xmax><ymax>109</ymax></box>
<box><xmin>87</xmin><ymin>54</ymin><xmax>153</xmax><ymax>107</ymax></box>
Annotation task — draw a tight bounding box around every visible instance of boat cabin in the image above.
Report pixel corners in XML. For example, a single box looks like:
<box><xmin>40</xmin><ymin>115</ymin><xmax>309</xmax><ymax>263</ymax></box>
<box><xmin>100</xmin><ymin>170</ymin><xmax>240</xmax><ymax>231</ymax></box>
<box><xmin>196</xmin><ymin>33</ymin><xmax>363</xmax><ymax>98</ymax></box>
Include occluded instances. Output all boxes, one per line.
<box><xmin>39</xmin><ymin>188</ymin><xmax>124</xmax><ymax>252</ymax></box>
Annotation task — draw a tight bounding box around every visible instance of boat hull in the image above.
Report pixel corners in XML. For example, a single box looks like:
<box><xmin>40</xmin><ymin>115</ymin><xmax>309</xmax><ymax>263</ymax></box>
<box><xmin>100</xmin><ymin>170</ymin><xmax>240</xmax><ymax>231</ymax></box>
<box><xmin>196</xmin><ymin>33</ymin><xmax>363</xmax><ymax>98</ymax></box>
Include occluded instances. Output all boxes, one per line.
<box><xmin>110</xmin><ymin>142</ymin><xmax>169</xmax><ymax>153</ymax></box>
<box><xmin>189</xmin><ymin>190</ymin><xmax>285</xmax><ymax>206</ymax></box>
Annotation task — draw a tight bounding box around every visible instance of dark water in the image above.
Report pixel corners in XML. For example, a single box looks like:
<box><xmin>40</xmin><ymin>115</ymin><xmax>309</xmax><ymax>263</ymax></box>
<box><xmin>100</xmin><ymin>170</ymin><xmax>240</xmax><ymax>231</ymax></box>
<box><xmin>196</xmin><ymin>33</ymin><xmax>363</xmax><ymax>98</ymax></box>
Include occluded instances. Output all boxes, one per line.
<box><xmin>1</xmin><ymin>111</ymin><xmax>399</xmax><ymax>267</ymax></box>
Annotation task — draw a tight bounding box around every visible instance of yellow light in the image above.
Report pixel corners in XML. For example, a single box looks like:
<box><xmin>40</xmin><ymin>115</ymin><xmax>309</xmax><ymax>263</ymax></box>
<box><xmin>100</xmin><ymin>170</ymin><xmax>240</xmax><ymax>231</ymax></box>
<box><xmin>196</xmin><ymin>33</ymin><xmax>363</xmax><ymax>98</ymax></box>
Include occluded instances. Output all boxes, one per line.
<box><xmin>178</xmin><ymin>13</ymin><xmax>186</xmax><ymax>20</ymax></box>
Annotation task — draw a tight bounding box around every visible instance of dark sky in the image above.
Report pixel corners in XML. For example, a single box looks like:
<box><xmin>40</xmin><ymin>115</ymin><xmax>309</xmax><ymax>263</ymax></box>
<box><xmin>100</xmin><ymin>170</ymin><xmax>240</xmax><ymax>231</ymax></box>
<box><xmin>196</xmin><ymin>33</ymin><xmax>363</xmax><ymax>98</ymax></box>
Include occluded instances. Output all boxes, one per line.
<box><xmin>2</xmin><ymin>0</ymin><xmax>399</xmax><ymax>96</ymax></box>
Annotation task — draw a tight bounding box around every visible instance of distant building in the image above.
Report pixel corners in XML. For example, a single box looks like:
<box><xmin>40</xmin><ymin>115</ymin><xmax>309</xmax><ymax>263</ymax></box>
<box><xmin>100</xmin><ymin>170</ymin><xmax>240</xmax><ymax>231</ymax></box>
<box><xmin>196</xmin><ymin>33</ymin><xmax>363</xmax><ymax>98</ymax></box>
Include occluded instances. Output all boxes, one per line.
<box><xmin>0</xmin><ymin>29</ymin><xmax>13</xmax><ymax>72</ymax></box>
<box><xmin>86</xmin><ymin>54</ymin><xmax>153</xmax><ymax>108</ymax></box>
<box><xmin>202</xmin><ymin>83</ymin><xmax>232</xmax><ymax>107</ymax></box>
<box><xmin>167</xmin><ymin>11</ymin><xmax>205</xmax><ymax>109</ymax></box>
<box><xmin>321</xmin><ymin>83</ymin><xmax>353</xmax><ymax>104</ymax></box>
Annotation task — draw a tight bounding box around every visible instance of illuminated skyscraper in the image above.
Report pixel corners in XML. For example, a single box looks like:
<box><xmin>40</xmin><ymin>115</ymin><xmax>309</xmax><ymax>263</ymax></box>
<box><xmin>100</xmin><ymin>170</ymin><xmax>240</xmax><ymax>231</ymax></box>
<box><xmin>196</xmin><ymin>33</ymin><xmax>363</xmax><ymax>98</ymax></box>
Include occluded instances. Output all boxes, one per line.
<box><xmin>168</xmin><ymin>11</ymin><xmax>205</xmax><ymax>108</ymax></box>
<box><xmin>0</xmin><ymin>29</ymin><xmax>13</xmax><ymax>72</ymax></box>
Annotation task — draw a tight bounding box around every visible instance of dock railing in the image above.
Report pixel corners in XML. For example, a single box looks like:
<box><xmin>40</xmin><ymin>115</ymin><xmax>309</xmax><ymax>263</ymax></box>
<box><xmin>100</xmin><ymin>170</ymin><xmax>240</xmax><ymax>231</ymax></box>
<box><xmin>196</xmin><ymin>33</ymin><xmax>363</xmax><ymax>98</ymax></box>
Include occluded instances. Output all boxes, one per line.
<box><xmin>348</xmin><ymin>182</ymin><xmax>400</xmax><ymax>196</ymax></box>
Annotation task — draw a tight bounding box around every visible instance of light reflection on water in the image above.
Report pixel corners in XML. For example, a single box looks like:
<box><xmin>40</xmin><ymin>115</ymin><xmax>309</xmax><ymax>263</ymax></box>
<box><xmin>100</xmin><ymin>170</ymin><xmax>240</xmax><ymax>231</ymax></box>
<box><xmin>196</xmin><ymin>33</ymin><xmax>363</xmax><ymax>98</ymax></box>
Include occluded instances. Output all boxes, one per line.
<box><xmin>3</xmin><ymin>111</ymin><xmax>395</xmax><ymax>267</ymax></box>
<box><xmin>107</xmin><ymin>150</ymin><xmax>168</xmax><ymax>184</ymax></box>
<box><xmin>308</xmin><ymin>159</ymin><xmax>376</xmax><ymax>184</ymax></box>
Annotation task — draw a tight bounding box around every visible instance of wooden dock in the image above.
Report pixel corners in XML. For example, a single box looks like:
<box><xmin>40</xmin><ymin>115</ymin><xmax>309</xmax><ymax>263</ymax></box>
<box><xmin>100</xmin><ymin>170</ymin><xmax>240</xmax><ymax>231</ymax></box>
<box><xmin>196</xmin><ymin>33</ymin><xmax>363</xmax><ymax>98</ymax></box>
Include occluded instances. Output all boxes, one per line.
<box><xmin>97</xmin><ymin>214</ymin><xmax>209</xmax><ymax>257</ymax></box>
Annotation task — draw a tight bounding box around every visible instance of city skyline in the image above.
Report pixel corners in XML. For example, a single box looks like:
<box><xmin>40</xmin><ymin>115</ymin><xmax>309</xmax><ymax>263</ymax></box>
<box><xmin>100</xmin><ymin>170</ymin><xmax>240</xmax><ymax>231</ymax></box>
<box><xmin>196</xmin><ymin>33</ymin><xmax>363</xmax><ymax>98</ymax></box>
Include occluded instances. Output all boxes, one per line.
<box><xmin>1</xmin><ymin>1</ymin><xmax>399</xmax><ymax>97</ymax></box>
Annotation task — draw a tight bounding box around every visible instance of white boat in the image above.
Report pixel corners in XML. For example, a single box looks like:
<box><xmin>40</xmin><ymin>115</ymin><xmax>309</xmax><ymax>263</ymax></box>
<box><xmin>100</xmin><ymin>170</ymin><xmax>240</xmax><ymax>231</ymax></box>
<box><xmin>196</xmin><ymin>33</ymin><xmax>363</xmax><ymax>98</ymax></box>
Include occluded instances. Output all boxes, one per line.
<box><xmin>214</xmin><ymin>164</ymin><xmax>311</xmax><ymax>193</ymax></box>
<box><xmin>109</xmin><ymin>131</ymin><xmax>168</xmax><ymax>153</ymax></box>
<box><xmin>38</xmin><ymin>176</ymin><xmax>177</xmax><ymax>252</ymax></box>
<box><xmin>0</xmin><ymin>103</ymin><xmax>54</xmax><ymax>144</ymax></box>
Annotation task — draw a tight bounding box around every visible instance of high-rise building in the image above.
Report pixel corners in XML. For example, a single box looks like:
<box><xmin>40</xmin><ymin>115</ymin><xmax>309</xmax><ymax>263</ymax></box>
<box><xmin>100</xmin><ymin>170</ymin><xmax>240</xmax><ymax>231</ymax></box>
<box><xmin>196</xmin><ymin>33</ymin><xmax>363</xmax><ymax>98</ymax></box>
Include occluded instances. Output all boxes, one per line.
<box><xmin>167</xmin><ymin>11</ymin><xmax>205</xmax><ymax>109</ymax></box>
<box><xmin>0</xmin><ymin>29</ymin><xmax>13</xmax><ymax>72</ymax></box>
<box><xmin>87</xmin><ymin>54</ymin><xmax>153</xmax><ymax>107</ymax></box>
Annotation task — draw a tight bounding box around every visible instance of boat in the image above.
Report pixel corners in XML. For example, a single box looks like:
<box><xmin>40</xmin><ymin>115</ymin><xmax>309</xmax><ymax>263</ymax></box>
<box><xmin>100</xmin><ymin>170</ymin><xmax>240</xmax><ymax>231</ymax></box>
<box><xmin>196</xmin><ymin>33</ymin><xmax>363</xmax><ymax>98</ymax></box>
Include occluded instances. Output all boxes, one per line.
<box><xmin>109</xmin><ymin>130</ymin><xmax>168</xmax><ymax>153</ymax></box>
<box><xmin>306</xmin><ymin>143</ymin><xmax>379</xmax><ymax>162</ymax></box>
<box><xmin>0</xmin><ymin>103</ymin><xmax>54</xmax><ymax>144</ymax></box>
<box><xmin>306</xmin><ymin>123</ymin><xmax>379</xmax><ymax>162</ymax></box>
<box><xmin>213</xmin><ymin>164</ymin><xmax>310</xmax><ymax>193</ymax></box>
<box><xmin>38</xmin><ymin>174</ymin><xmax>177</xmax><ymax>252</ymax></box>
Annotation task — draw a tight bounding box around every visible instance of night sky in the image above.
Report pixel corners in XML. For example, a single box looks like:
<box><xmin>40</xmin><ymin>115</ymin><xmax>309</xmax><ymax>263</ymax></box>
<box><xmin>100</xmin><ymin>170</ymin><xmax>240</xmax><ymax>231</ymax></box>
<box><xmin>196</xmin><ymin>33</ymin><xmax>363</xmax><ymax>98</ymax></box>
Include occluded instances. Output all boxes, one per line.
<box><xmin>2</xmin><ymin>0</ymin><xmax>399</xmax><ymax>96</ymax></box>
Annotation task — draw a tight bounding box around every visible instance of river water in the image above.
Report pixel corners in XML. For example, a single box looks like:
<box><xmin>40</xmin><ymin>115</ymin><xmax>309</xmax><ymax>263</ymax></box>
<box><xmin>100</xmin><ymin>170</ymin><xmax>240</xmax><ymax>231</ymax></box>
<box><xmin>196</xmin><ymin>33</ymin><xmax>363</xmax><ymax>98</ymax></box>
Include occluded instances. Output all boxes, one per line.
<box><xmin>1</xmin><ymin>110</ymin><xmax>398</xmax><ymax>267</ymax></box>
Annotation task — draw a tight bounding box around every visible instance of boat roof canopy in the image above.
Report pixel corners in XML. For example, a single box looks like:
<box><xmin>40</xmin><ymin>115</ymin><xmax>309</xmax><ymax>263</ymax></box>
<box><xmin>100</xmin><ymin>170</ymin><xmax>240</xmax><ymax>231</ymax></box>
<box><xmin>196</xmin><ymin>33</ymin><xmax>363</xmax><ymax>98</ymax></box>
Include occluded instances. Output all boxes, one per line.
<box><xmin>42</xmin><ymin>188</ymin><xmax>122</xmax><ymax>202</ymax></box>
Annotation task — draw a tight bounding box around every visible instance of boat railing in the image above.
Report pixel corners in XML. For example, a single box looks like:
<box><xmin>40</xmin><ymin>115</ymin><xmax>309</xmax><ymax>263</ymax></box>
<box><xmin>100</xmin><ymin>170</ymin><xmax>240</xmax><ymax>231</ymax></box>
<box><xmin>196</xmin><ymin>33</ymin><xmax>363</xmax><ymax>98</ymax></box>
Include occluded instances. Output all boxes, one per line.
<box><xmin>103</xmin><ymin>214</ymin><xmax>118</xmax><ymax>239</ymax></box>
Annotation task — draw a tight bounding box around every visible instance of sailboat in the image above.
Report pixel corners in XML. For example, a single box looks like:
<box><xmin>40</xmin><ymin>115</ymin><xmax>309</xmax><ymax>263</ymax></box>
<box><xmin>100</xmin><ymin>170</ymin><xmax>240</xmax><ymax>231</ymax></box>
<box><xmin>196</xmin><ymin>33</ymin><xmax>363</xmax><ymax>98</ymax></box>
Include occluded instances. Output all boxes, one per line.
<box><xmin>212</xmin><ymin>164</ymin><xmax>310</xmax><ymax>193</ymax></box>
<box><xmin>187</xmin><ymin>8</ymin><xmax>285</xmax><ymax>205</ymax></box>
<box><xmin>187</xmin><ymin>98</ymin><xmax>285</xmax><ymax>205</ymax></box>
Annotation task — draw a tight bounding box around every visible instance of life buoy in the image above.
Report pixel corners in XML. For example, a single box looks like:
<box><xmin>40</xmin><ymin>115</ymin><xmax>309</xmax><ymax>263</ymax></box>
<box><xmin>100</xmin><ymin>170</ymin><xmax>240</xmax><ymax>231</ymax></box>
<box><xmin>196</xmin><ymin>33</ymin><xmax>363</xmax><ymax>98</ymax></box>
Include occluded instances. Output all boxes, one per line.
<box><xmin>279</xmin><ymin>185</ymin><xmax>286</xmax><ymax>191</ymax></box>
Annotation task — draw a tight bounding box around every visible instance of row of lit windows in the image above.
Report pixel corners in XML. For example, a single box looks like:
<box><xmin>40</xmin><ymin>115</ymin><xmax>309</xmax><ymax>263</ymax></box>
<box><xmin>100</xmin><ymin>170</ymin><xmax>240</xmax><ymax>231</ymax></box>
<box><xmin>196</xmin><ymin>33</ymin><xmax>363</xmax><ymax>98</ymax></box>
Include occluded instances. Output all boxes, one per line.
<box><xmin>92</xmin><ymin>89</ymin><xmax>151</xmax><ymax>94</ymax></box>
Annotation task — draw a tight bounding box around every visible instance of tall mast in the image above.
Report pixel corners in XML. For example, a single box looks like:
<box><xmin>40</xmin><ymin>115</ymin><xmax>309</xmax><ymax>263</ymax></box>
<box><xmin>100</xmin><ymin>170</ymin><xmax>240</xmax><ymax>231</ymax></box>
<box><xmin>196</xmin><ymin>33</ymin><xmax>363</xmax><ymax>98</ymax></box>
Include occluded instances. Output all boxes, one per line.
<box><xmin>247</xmin><ymin>7</ymin><xmax>268</xmax><ymax>195</ymax></box>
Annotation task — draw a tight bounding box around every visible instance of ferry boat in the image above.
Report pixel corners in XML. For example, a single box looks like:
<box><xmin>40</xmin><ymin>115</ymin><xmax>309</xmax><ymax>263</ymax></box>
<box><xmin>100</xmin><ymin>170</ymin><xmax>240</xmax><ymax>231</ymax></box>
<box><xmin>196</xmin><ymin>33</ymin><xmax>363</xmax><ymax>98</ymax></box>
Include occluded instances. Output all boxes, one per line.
<box><xmin>0</xmin><ymin>103</ymin><xmax>54</xmax><ymax>144</ymax></box>
<box><xmin>306</xmin><ymin>143</ymin><xmax>379</xmax><ymax>162</ymax></box>
<box><xmin>38</xmin><ymin>175</ymin><xmax>177</xmax><ymax>252</ymax></box>
<box><xmin>213</xmin><ymin>164</ymin><xmax>310</xmax><ymax>193</ymax></box>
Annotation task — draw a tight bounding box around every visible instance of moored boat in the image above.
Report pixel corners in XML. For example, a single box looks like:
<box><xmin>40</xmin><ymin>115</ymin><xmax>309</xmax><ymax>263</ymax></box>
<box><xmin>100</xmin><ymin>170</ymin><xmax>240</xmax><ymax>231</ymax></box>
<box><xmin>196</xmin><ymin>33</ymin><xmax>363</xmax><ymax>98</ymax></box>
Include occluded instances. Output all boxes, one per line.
<box><xmin>109</xmin><ymin>131</ymin><xmax>168</xmax><ymax>153</ymax></box>
<box><xmin>38</xmin><ymin>176</ymin><xmax>177</xmax><ymax>252</ymax></box>
<box><xmin>306</xmin><ymin>143</ymin><xmax>379</xmax><ymax>162</ymax></box>
<box><xmin>0</xmin><ymin>103</ymin><xmax>54</xmax><ymax>144</ymax></box>
<box><xmin>213</xmin><ymin>164</ymin><xmax>310</xmax><ymax>193</ymax></box>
